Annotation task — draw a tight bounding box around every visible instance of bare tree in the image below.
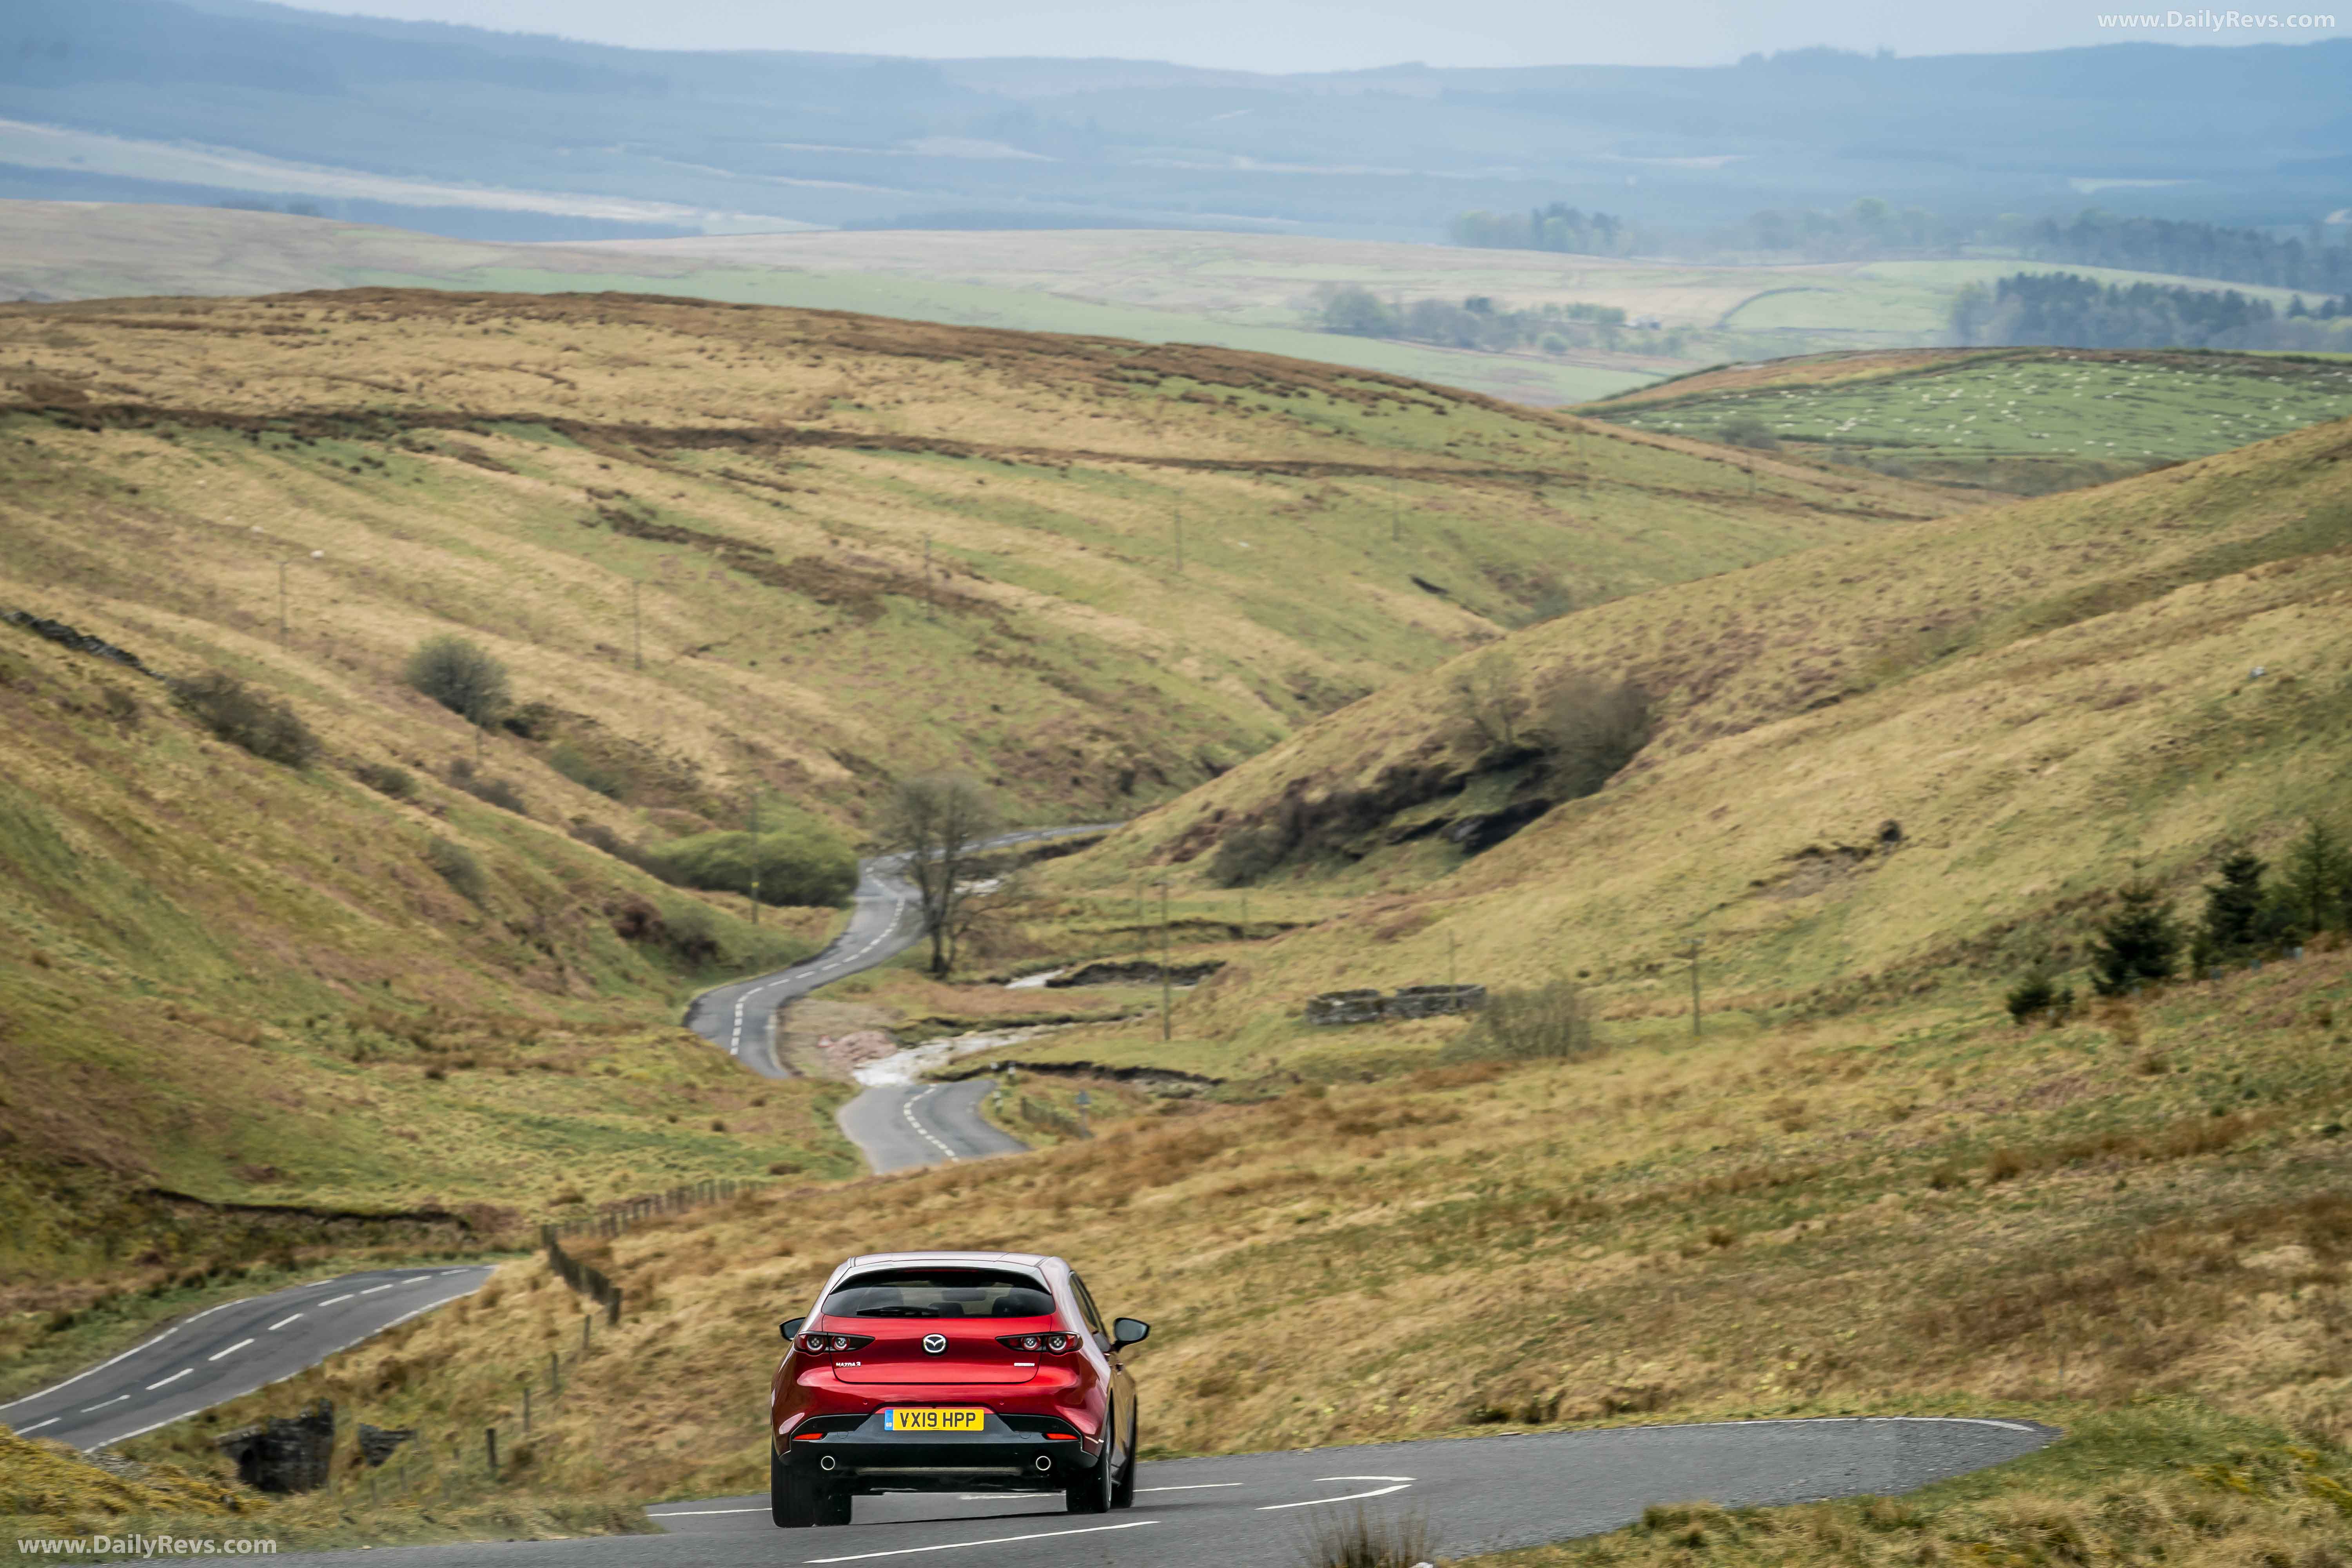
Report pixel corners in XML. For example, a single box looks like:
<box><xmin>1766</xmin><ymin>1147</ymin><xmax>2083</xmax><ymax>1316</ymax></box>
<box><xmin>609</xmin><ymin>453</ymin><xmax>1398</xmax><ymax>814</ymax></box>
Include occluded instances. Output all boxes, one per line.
<box><xmin>880</xmin><ymin>773</ymin><xmax>1003</xmax><ymax>975</ymax></box>
<box><xmin>1449</xmin><ymin>648</ymin><xmax>1526</xmax><ymax>755</ymax></box>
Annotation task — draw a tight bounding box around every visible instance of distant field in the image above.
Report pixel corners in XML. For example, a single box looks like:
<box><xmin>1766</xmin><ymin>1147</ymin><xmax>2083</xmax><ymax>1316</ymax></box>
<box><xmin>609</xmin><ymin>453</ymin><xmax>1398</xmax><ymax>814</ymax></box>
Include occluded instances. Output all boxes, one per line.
<box><xmin>7</xmin><ymin>202</ymin><xmax>2335</xmax><ymax>412</ymax></box>
<box><xmin>1585</xmin><ymin>346</ymin><xmax>2352</xmax><ymax>492</ymax></box>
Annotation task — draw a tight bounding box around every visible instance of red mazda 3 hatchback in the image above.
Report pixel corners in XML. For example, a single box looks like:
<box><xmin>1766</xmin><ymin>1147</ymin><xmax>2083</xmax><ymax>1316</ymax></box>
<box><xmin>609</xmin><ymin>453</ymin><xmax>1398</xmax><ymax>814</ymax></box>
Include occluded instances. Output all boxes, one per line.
<box><xmin>769</xmin><ymin>1250</ymin><xmax>1148</xmax><ymax>1528</ymax></box>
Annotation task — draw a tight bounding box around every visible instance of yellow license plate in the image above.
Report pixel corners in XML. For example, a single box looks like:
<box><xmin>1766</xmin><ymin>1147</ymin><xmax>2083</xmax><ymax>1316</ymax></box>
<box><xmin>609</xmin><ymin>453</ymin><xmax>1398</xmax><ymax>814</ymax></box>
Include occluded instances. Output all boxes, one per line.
<box><xmin>882</xmin><ymin>1406</ymin><xmax>984</xmax><ymax>1433</ymax></box>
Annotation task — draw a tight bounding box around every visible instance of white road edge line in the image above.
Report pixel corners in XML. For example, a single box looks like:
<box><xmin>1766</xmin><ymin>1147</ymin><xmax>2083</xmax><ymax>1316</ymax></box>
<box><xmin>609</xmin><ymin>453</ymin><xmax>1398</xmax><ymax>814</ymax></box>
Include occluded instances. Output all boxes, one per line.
<box><xmin>1260</xmin><ymin>1479</ymin><xmax>1413</xmax><ymax>1511</ymax></box>
<box><xmin>1138</xmin><ymin>1482</ymin><xmax>1243</xmax><ymax>1492</ymax></box>
<box><xmin>207</xmin><ymin>1339</ymin><xmax>254</xmax><ymax>1362</ymax></box>
<box><xmin>267</xmin><ymin>1314</ymin><xmax>303</xmax><ymax>1331</ymax></box>
<box><xmin>806</xmin><ymin>1520</ymin><xmax>1158</xmax><ymax>1563</ymax></box>
<box><xmin>649</xmin><ymin>1506</ymin><xmax>767</xmax><ymax>1517</ymax></box>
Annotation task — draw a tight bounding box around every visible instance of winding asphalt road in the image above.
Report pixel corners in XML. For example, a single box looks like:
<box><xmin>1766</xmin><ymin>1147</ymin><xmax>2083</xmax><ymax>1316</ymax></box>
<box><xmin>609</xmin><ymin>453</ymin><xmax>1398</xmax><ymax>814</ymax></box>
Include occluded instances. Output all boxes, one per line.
<box><xmin>0</xmin><ymin>1267</ymin><xmax>492</xmax><ymax>1452</ymax></box>
<box><xmin>681</xmin><ymin>824</ymin><xmax>1118</xmax><ymax>1172</ymax></box>
<box><xmin>134</xmin><ymin>1416</ymin><xmax>2056</xmax><ymax>1566</ymax></box>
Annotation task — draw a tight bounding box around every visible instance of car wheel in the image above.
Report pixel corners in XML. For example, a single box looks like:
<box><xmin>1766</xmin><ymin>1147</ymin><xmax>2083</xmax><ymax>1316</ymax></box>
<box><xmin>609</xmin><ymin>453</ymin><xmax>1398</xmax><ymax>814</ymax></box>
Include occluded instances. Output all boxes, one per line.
<box><xmin>816</xmin><ymin>1485</ymin><xmax>853</xmax><ymax>1527</ymax></box>
<box><xmin>1065</xmin><ymin>1448</ymin><xmax>1113</xmax><ymax>1515</ymax></box>
<box><xmin>1111</xmin><ymin>1421</ymin><xmax>1136</xmax><ymax>1509</ymax></box>
<box><xmin>772</xmin><ymin>1451</ymin><xmax>816</xmax><ymax>1528</ymax></box>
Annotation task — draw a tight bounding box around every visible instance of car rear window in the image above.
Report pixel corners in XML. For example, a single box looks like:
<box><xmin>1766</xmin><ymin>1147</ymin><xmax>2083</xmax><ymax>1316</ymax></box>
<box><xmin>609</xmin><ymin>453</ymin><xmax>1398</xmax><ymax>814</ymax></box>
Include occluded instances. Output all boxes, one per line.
<box><xmin>821</xmin><ymin>1268</ymin><xmax>1056</xmax><ymax>1319</ymax></box>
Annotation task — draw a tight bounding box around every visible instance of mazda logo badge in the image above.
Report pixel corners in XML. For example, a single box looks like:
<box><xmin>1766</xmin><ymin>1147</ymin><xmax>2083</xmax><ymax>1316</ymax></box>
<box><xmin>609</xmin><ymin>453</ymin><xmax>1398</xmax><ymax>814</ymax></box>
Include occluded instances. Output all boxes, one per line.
<box><xmin>922</xmin><ymin>1334</ymin><xmax>947</xmax><ymax>1355</ymax></box>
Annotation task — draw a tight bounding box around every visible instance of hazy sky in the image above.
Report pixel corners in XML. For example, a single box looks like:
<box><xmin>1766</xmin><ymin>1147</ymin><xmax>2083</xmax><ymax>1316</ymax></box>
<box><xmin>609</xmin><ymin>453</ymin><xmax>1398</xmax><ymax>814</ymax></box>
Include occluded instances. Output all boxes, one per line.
<box><xmin>278</xmin><ymin>0</ymin><xmax>2352</xmax><ymax>73</ymax></box>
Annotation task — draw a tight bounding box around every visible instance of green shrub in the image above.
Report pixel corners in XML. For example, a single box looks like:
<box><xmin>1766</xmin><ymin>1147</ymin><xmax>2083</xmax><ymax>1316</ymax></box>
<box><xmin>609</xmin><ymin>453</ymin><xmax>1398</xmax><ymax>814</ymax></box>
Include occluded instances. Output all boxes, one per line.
<box><xmin>2006</xmin><ymin>967</ymin><xmax>2056</xmax><ymax>1024</ymax></box>
<box><xmin>1536</xmin><ymin>672</ymin><xmax>1654</xmax><ymax>799</ymax></box>
<box><xmin>1718</xmin><ymin>415</ymin><xmax>1781</xmax><ymax>451</ymax></box>
<box><xmin>167</xmin><ymin>672</ymin><xmax>319</xmax><ymax>767</ymax></box>
<box><xmin>424</xmin><ymin>838</ymin><xmax>486</xmax><ymax>904</ymax></box>
<box><xmin>445</xmin><ymin>758</ymin><xmax>528</xmax><ymax>816</ymax></box>
<box><xmin>639</xmin><ymin>816</ymin><xmax>857</xmax><ymax>907</ymax></box>
<box><xmin>405</xmin><ymin>634</ymin><xmax>509</xmax><ymax>726</ymax></box>
<box><xmin>1208</xmin><ymin>824</ymin><xmax>1290</xmax><ymax>888</ymax></box>
<box><xmin>549</xmin><ymin>742</ymin><xmax>626</xmax><ymax>799</ymax></box>
<box><xmin>2090</xmin><ymin>882</ymin><xmax>2181</xmax><ymax>995</ymax></box>
<box><xmin>354</xmin><ymin>762</ymin><xmax>415</xmax><ymax>800</ymax></box>
<box><xmin>657</xmin><ymin>900</ymin><xmax>720</xmax><ymax>965</ymax></box>
<box><xmin>1452</xmin><ymin>980</ymin><xmax>1600</xmax><ymax>1061</ymax></box>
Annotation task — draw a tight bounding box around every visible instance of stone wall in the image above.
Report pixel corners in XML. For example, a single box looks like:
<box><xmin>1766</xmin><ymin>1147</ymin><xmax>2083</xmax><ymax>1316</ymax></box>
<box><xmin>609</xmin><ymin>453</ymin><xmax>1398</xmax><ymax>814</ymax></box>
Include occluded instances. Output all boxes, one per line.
<box><xmin>1305</xmin><ymin>984</ymin><xmax>1484</xmax><ymax>1025</ymax></box>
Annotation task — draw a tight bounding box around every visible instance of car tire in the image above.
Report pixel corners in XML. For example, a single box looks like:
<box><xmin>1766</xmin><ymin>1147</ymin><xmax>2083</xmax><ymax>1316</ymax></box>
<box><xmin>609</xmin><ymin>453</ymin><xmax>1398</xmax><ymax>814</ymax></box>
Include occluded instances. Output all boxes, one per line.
<box><xmin>1065</xmin><ymin>1448</ymin><xmax>1113</xmax><ymax>1514</ymax></box>
<box><xmin>816</xmin><ymin>1485</ymin><xmax>853</xmax><ymax>1527</ymax></box>
<box><xmin>1111</xmin><ymin>1421</ymin><xmax>1136</xmax><ymax>1509</ymax></box>
<box><xmin>772</xmin><ymin>1452</ymin><xmax>816</xmax><ymax>1529</ymax></box>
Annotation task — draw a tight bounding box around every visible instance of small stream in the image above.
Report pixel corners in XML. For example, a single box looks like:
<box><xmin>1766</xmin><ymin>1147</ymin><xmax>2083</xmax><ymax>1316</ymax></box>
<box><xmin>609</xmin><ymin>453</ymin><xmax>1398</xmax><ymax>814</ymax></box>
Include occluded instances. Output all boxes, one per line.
<box><xmin>850</xmin><ymin>1025</ymin><xmax>1066</xmax><ymax>1087</ymax></box>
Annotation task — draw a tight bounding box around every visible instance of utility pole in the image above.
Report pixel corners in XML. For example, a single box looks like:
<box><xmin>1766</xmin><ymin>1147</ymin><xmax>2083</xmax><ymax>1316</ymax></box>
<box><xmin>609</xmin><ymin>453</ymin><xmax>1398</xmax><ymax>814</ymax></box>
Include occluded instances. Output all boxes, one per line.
<box><xmin>747</xmin><ymin>790</ymin><xmax>761</xmax><ymax>926</ymax></box>
<box><xmin>1681</xmin><ymin>936</ymin><xmax>1704</xmax><ymax>1037</ymax></box>
<box><xmin>1160</xmin><ymin>878</ymin><xmax>1172</xmax><ymax>1042</ymax></box>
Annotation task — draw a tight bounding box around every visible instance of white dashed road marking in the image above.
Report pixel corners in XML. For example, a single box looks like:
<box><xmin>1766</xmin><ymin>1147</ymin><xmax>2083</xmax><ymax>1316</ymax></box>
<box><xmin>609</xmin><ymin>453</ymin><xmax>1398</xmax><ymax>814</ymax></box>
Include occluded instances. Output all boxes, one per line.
<box><xmin>1139</xmin><ymin>1482</ymin><xmax>1243</xmax><ymax>1492</ymax></box>
<box><xmin>207</xmin><ymin>1339</ymin><xmax>254</xmax><ymax>1362</ymax></box>
<box><xmin>317</xmin><ymin>1294</ymin><xmax>355</xmax><ymax>1307</ymax></box>
<box><xmin>145</xmin><ymin>1368</ymin><xmax>193</xmax><ymax>1390</ymax></box>
<box><xmin>1260</xmin><ymin>1475</ymin><xmax>1414</xmax><ymax>1510</ymax></box>
<box><xmin>267</xmin><ymin>1314</ymin><xmax>303</xmax><ymax>1331</ymax></box>
<box><xmin>18</xmin><ymin>1417</ymin><xmax>59</xmax><ymax>1433</ymax></box>
<box><xmin>81</xmin><ymin>1395</ymin><xmax>129</xmax><ymax>1412</ymax></box>
<box><xmin>900</xmin><ymin>1085</ymin><xmax>961</xmax><ymax>1162</ymax></box>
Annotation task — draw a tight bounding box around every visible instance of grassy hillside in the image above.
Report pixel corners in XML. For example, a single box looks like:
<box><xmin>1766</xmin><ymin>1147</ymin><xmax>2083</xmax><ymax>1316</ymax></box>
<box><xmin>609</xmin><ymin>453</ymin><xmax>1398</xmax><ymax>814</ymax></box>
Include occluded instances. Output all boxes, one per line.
<box><xmin>87</xmin><ymin>953</ymin><xmax>2352</xmax><ymax>1562</ymax></box>
<box><xmin>1013</xmin><ymin>411</ymin><xmax>2352</xmax><ymax>1077</ymax></box>
<box><xmin>1584</xmin><ymin>346</ymin><xmax>2352</xmax><ymax>493</ymax></box>
<box><xmin>0</xmin><ymin>287</ymin><xmax>1959</xmax><ymax>826</ymax></box>
<box><xmin>0</xmin><ymin>610</ymin><xmax>861</xmax><ymax>1302</ymax></box>
<box><xmin>0</xmin><ymin>287</ymin><xmax>1957</xmax><ymax>1294</ymax></box>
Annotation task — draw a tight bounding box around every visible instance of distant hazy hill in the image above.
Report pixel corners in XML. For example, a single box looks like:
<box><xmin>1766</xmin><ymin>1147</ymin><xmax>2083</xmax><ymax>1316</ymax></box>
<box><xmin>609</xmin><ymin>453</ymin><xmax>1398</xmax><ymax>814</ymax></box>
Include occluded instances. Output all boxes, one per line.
<box><xmin>2</xmin><ymin>0</ymin><xmax>2347</xmax><ymax>240</ymax></box>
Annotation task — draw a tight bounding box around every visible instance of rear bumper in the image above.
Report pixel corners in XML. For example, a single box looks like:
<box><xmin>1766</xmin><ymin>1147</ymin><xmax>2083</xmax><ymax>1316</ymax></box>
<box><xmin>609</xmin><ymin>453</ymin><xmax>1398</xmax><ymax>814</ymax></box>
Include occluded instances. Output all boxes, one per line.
<box><xmin>779</xmin><ymin>1413</ymin><xmax>1100</xmax><ymax>1493</ymax></box>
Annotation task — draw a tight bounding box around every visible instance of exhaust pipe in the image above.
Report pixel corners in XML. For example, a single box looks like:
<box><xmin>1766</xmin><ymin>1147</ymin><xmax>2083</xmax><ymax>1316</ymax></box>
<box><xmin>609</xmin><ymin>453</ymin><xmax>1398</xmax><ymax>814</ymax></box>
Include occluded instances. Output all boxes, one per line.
<box><xmin>1033</xmin><ymin>1455</ymin><xmax>1053</xmax><ymax>1473</ymax></box>
<box><xmin>820</xmin><ymin>1455</ymin><xmax>838</xmax><ymax>1472</ymax></box>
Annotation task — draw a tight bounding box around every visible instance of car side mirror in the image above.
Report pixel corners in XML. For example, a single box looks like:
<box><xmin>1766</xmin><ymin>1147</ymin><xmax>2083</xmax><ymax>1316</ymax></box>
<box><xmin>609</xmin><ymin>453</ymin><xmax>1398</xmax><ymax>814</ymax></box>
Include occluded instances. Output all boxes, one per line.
<box><xmin>780</xmin><ymin>1317</ymin><xmax>806</xmax><ymax>1341</ymax></box>
<box><xmin>1112</xmin><ymin>1317</ymin><xmax>1150</xmax><ymax>1347</ymax></box>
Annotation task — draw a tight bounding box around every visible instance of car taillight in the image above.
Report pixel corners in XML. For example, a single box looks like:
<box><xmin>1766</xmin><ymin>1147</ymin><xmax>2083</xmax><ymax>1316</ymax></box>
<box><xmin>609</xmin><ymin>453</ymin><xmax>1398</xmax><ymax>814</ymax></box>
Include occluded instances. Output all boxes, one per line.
<box><xmin>797</xmin><ymin>1332</ymin><xmax>874</xmax><ymax>1354</ymax></box>
<box><xmin>997</xmin><ymin>1332</ymin><xmax>1078</xmax><ymax>1353</ymax></box>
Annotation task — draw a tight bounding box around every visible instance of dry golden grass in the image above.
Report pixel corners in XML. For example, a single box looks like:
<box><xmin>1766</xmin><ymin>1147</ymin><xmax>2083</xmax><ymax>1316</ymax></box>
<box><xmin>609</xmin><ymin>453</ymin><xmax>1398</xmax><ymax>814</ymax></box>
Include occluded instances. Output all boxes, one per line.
<box><xmin>1037</xmin><ymin>412</ymin><xmax>2352</xmax><ymax>1076</ymax></box>
<box><xmin>0</xmin><ymin>1421</ymin><xmax>648</xmax><ymax>1564</ymax></box>
<box><xmin>112</xmin><ymin>949</ymin><xmax>2352</xmax><ymax>1545</ymax></box>
<box><xmin>0</xmin><ymin>288</ymin><xmax>1967</xmax><ymax>1299</ymax></box>
<box><xmin>0</xmin><ymin>288</ymin><xmax>1962</xmax><ymax>831</ymax></box>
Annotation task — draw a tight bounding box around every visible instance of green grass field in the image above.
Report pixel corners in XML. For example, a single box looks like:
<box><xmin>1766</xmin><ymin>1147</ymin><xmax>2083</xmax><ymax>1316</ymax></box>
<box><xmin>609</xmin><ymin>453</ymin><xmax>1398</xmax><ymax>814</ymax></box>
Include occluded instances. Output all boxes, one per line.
<box><xmin>1592</xmin><ymin>347</ymin><xmax>2352</xmax><ymax>491</ymax></box>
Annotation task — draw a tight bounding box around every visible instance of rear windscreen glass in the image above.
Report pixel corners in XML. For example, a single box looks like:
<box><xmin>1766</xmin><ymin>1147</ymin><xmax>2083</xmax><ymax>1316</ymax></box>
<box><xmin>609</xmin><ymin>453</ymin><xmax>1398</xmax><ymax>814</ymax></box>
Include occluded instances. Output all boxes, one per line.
<box><xmin>822</xmin><ymin>1269</ymin><xmax>1056</xmax><ymax>1318</ymax></box>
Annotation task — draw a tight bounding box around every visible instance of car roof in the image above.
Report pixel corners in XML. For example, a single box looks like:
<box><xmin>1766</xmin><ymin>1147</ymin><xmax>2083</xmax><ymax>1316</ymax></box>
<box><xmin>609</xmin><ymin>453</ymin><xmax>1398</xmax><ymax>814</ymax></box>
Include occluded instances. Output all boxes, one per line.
<box><xmin>836</xmin><ymin>1251</ymin><xmax>1059</xmax><ymax>1271</ymax></box>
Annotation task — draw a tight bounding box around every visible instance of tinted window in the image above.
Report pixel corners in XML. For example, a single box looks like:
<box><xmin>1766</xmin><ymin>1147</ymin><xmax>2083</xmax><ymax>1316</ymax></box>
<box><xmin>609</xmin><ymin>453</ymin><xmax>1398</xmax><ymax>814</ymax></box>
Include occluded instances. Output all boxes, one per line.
<box><xmin>822</xmin><ymin>1268</ymin><xmax>1055</xmax><ymax>1319</ymax></box>
<box><xmin>1069</xmin><ymin>1274</ymin><xmax>1107</xmax><ymax>1335</ymax></box>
